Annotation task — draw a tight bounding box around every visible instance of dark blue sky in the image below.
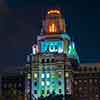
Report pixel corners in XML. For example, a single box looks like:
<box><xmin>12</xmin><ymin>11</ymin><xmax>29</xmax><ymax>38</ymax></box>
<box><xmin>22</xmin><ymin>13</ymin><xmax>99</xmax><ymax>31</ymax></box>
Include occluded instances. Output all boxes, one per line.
<box><xmin>0</xmin><ymin>0</ymin><xmax>100</xmax><ymax>70</ymax></box>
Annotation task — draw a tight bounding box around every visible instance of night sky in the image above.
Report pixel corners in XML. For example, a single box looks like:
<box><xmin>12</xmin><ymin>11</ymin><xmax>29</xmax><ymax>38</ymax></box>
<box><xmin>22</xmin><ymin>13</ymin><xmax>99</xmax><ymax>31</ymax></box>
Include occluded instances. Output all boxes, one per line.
<box><xmin>0</xmin><ymin>0</ymin><xmax>100</xmax><ymax>71</ymax></box>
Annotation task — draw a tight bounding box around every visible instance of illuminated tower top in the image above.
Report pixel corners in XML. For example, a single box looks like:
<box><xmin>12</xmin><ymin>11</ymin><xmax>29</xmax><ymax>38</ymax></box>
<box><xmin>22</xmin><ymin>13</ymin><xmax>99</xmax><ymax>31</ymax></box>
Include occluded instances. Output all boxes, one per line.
<box><xmin>32</xmin><ymin>8</ymin><xmax>80</xmax><ymax>64</ymax></box>
<box><xmin>42</xmin><ymin>9</ymin><xmax>67</xmax><ymax>34</ymax></box>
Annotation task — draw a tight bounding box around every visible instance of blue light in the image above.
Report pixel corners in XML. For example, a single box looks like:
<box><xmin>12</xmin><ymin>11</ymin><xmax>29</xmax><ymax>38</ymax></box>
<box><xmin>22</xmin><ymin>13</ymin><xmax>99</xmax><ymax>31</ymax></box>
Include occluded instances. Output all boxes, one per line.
<box><xmin>41</xmin><ymin>40</ymin><xmax>64</xmax><ymax>53</ymax></box>
<box><xmin>41</xmin><ymin>81</ymin><xmax>45</xmax><ymax>86</ymax></box>
<box><xmin>46</xmin><ymin>73</ymin><xmax>50</xmax><ymax>78</ymax></box>
<box><xmin>41</xmin><ymin>74</ymin><xmax>45</xmax><ymax>78</ymax></box>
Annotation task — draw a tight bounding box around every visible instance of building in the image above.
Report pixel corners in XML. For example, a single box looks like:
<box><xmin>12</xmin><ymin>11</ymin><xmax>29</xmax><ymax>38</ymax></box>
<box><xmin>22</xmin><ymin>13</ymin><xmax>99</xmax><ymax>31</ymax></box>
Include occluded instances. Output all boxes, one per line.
<box><xmin>25</xmin><ymin>9</ymin><xmax>79</xmax><ymax>100</ymax></box>
<box><xmin>1</xmin><ymin>66</ymin><xmax>25</xmax><ymax>100</ymax></box>
<box><xmin>73</xmin><ymin>63</ymin><xmax>100</xmax><ymax>100</ymax></box>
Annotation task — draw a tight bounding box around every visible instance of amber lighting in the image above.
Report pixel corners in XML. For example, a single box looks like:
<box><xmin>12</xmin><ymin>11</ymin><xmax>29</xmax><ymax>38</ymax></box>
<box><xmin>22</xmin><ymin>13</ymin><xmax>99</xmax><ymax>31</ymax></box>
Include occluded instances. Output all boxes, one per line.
<box><xmin>48</xmin><ymin>10</ymin><xmax>60</xmax><ymax>14</ymax></box>
<box><xmin>49</xmin><ymin>23</ymin><xmax>57</xmax><ymax>32</ymax></box>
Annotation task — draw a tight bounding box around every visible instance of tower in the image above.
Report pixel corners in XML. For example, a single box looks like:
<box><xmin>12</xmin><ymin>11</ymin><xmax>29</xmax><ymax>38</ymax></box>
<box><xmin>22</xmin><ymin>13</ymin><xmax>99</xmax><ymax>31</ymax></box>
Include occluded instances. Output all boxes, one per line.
<box><xmin>25</xmin><ymin>9</ymin><xmax>79</xmax><ymax>99</ymax></box>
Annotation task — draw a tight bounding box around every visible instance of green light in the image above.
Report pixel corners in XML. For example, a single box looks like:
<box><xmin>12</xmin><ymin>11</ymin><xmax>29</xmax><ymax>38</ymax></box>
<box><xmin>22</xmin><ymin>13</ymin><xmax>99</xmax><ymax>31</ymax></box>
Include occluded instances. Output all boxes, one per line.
<box><xmin>68</xmin><ymin>42</ymin><xmax>78</xmax><ymax>57</ymax></box>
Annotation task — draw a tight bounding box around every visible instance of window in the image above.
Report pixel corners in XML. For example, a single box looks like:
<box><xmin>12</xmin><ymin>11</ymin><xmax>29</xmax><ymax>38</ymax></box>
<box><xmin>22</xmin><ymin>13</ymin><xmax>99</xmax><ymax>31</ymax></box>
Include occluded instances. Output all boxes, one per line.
<box><xmin>84</xmin><ymin>86</ymin><xmax>87</xmax><ymax>90</ymax></box>
<box><xmin>34</xmin><ymin>81</ymin><xmax>37</xmax><ymax>86</ymax></box>
<box><xmin>4</xmin><ymin>83</ymin><xmax>7</xmax><ymax>89</ymax></box>
<box><xmin>74</xmin><ymin>81</ymin><xmax>78</xmax><ymax>85</ymax></box>
<box><xmin>41</xmin><ymin>74</ymin><xmax>45</xmax><ymax>78</ymax></box>
<box><xmin>14</xmin><ymin>83</ymin><xmax>16</xmax><ymax>88</ymax></box>
<box><xmin>51</xmin><ymin>58</ymin><xmax>55</xmax><ymax>63</ymax></box>
<box><xmin>18</xmin><ymin>82</ymin><xmax>22</xmax><ymax>87</ymax></box>
<box><xmin>58</xmin><ymin>81</ymin><xmax>61</xmax><ymax>85</ymax></box>
<box><xmin>42</xmin><ymin>59</ymin><xmax>45</xmax><ymax>63</ymax></box>
<box><xmin>34</xmin><ymin>73</ymin><xmax>38</xmax><ymax>79</ymax></box>
<box><xmin>94</xmin><ymin>79</ymin><xmax>97</xmax><ymax>83</ymax></box>
<box><xmin>34</xmin><ymin>90</ymin><xmax>37</xmax><ymax>94</ymax></box>
<box><xmin>8</xmin><ymin>83</ymin><xmax>12</xmax><ymax>88</ymax></box>
<box><xmin>89</xmin><ymin>79</ymin><xmax>92</xmax><ymax>83</ymax></box>
<box><xmin>79</xmin><ymin>80</ymin><xmax>82</xmax><ymax>83</ymax></box>
<box><xmin>94</xmin><ymin>67</ymin><xmax>97</xmax><ymax>71</ymax></box>
<box><xmin>89</xmin><ymin>67</ymin><xmax>92</xmax><ymax>71</ymax></box>
<box><xmin>42</xmin><ymin>90</ymin><xmax>44</xmax><ymax>94</ymax></box>
<box><xmin>46</xmin><ymin>81</ymin><xmax>50</xmax><ymax>86</ymax></box>
<box><xmin>84</xmin><ymin>67</ymin><xmax>87</xmax><ymax>71</ymax></box>
<box><xmin>79</xmin><ymin>87</ymin><xmax>82</xmax><ymax>91</ymax></box>
<box><xmin>65</xmin><ymin>72</ymin><xmax>69</xmax><ymax>78</ymax></box>
<box><xmin>27</xmin><ymin>73</ymin><xmax>31</xmax><ymax>79</ymax></box>
<box><xmin>41</xmin><ymin>81</ymin><xmax>45</xmax><ymax>86</ymax></box>
<box><xmin>59</xmin><ymin>89</ymin><xmax>62</xmax><ymax>94</ymax></box>
<box><xmin>84</xmin><ymin>80</ymin><xmax>87</xmax><ymax>83</ymax></box>
<box><xmin>46</xmin><ymin>59</ymin><xmax>50</xmax><ymax>63</ymax></box>
<box><xmin>13</xmin><ymin>90</ymin><xmax>16</xmax><ymax>95</ymax></box>
<box><xmin>58</xmin><ymin>72</ymin><xmax>62</xmax><ymax>78</ymax></box>
<box><xmin>47</xmin><ymin>90</ymin><xmax>50</xmax><ymax>94</ymax></box>
<box><xmin>46</xmin><ymin>73</ymin><xmax>50</xmax><ymax>78</ymax></box>
<box><xmin>96</xmin><ymin>94</ymin><xmax>99</xmax><ymax>98</ymax></box>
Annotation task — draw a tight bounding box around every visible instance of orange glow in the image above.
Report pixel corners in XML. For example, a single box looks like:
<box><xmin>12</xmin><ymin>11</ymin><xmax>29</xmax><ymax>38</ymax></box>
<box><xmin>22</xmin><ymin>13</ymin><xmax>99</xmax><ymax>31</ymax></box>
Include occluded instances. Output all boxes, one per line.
<box><xmin>49</xmin><ymin>23</ymin><xmax>57</xmax><ymax>32</ymax></box>
<box><xmin>52</xmin><ymin>23</ymin><xmax>55</xmax><ymax>32</ymax></box>
<box><xmin>49</xmin><ymin>25</ymin><xmax>52</xmax><ymax>32</ymax></box>
<box><xmin>48</xmin><ymin>10</ymin><xmax>60</xmax><ymax>14</ymax></box>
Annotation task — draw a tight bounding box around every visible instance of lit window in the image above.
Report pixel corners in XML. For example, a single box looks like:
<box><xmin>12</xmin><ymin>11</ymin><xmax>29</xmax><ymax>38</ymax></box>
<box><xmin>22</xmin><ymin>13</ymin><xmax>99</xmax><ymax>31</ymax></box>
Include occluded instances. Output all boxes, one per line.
<box><xmin>58</xmin><ymin>48</ymin><xmax>63</xmax><ymax>53</ymax></box>
<box><xmin>27</xmin><ymin>88</ymin><xmax>30</xmax><ymax>93</ymax></box>
<box><xmin>94</xmin><ymin>79</ymin><xmax>97</xmax><ymax>83</ymax></box>
<box><xmin>41</xmin><ymin>74</ymin><xmax>45</xmax><ymax>78</ymax></box>
<box><xmin>47</xmin><ymin>81</ymin><xmax>50</xmax><ymax>86</ymax></box>
<box><xmin>96</xmin><ymin>94</ymin><xmax>99</xmax><ymax>98</ymax></box>
<box><xmin>41</xmin><ymin>81</ymin><xmax>45</xmax><ymax>86</ymax></box>
<box><xmin>34</xmin><ymin>73</ymin><xmax>38</xmax><ymax>79</ymax></box>
<box><xmin>58</xmin><ymin>72</ymin><xmax>62</xmax><ymax>78</ymax></box>
<box><xmin>65</xmin><ymin>72</ymin><xmax>69</xmax><ymax>78</ymax></box>
<box><xmin>74</xmin><ymin>81</ymin><xmax>78</xmax><ymax>85</ymax></box>
<box><xmin>79</xmin><ymin>87</ymin><xmax>82</xmax><ymax>90</ymax></box>
<box><xmin>58</xmin><ymin>72</ymin><xmax>62</xmax><ymax>74</ymax></box>
<box><xmin>46</xmin><ymin>73</ymin><xmax>50</xmax><ymax>78</ymax></box>
<box><xmin>79</xmin><ymin>80</ymin><xmax>82</xmax><ymax>83</ymax></box>
<box><xmin>49</xmin><ymin>23</ymin><xmax>57</xmax><ymax>33</ymax></box>
<box><xmin>27</xmin><ymin>73</ymin><xmax>31</xmax><ymax>79</ymax></box>
<box><xmin>89</xmin><ymin>79</ymin><xmax>92</xmax><ymax>83</ymax></box>
<box><xmin>84</xmin><ymin>80</ymin><xmax>87</xmax><ymax>83</ymax></box>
